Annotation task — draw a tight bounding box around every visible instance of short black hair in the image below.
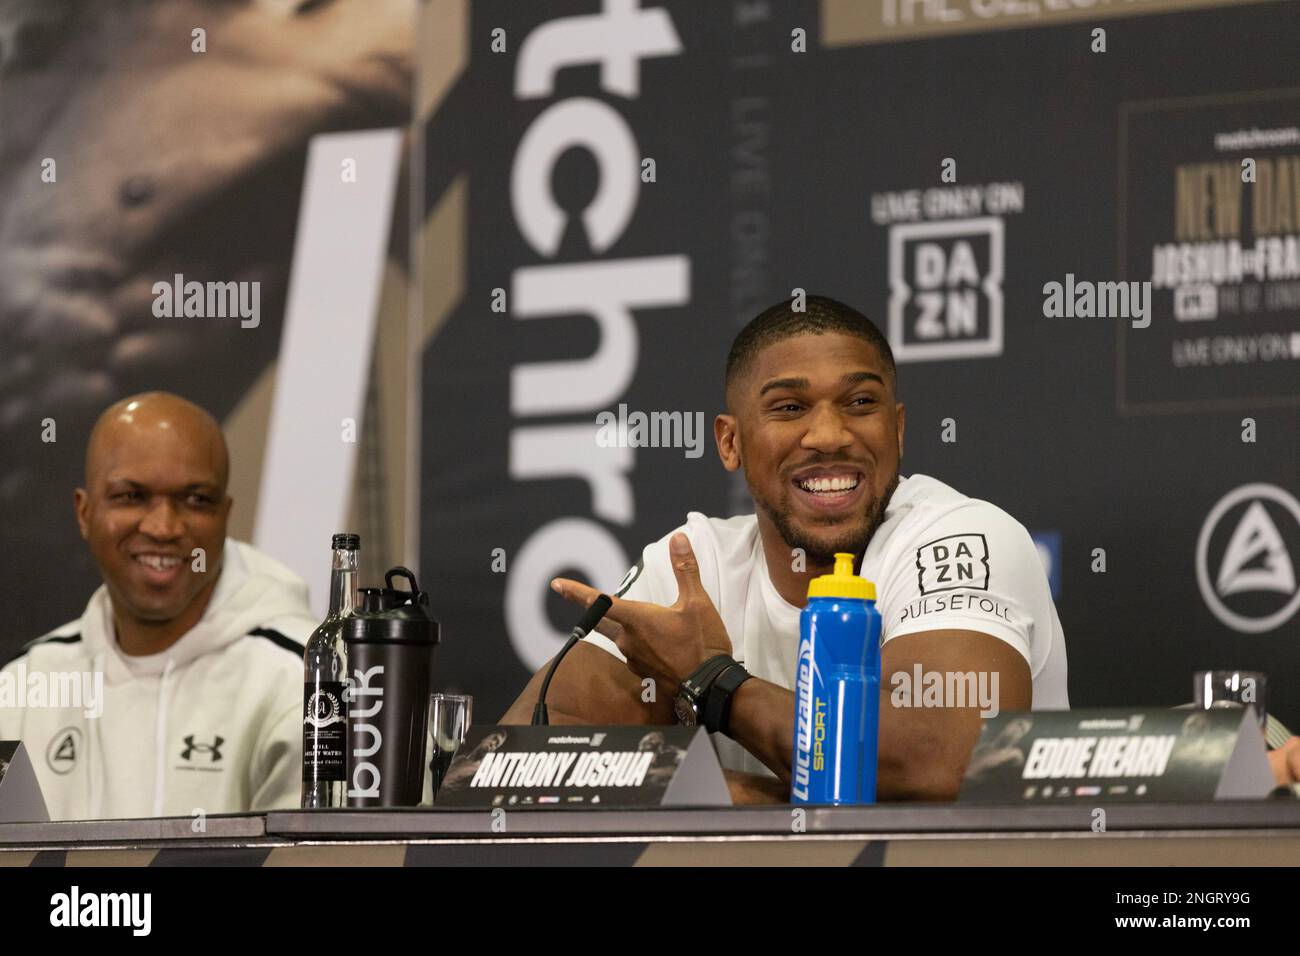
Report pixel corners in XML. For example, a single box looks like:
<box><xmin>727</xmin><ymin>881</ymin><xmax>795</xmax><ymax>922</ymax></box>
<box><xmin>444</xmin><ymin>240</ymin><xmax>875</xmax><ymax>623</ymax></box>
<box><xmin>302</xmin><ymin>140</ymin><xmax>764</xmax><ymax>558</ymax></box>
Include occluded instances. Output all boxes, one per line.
<box><xmin>725</xmin><ymin>295</ymin><xmax>897</xmax><ymax>400</ymax></box>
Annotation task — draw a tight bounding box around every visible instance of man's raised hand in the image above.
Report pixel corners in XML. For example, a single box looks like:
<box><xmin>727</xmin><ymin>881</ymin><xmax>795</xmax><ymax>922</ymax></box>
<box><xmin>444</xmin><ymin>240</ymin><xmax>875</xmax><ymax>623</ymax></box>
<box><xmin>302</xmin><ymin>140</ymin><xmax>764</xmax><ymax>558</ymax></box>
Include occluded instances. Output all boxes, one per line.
<box><xmin>550</xmin><ymin>532</ymin><xmax>734</xmax><ymax>691</ymax></box>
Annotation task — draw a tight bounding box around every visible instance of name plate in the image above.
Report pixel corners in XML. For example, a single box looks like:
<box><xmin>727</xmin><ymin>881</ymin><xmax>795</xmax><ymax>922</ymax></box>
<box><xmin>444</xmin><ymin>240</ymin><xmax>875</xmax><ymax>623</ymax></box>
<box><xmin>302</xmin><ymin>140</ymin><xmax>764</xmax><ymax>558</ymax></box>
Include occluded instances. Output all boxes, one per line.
<box><xmin>0</xmin><ymin>741</ymin><xmax>50</xmax><ymax>823</ymax></box>
<box><xmin>435</xmin><ymin>726</ymin><xmax>731</xmax><ymax>808</ymax></box>
<box><xmin>958</xmin><ymin>707</ymin><xmax>1275</xmax><ymax>803</ymax></box>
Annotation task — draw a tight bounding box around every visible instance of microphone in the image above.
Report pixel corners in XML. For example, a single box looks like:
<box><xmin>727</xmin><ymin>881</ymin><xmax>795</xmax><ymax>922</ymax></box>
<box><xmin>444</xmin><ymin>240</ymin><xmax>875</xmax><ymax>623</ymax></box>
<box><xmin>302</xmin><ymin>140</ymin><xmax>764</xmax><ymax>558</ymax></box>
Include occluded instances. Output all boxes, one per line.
<box><xmin>531</xmin><ymin>593</ymin><xmax>613</xmax><ymax>726</ymax></box>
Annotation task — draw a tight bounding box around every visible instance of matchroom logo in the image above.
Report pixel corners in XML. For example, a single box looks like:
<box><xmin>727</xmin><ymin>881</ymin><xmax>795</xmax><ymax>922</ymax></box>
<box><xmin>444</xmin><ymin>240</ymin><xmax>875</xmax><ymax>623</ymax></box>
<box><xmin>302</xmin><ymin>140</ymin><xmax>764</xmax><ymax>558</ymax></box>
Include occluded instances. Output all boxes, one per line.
<box><xmin>1196</xmin><ymin>483</ymin><xmax>1300</xmax><ymax>633</ymax></box>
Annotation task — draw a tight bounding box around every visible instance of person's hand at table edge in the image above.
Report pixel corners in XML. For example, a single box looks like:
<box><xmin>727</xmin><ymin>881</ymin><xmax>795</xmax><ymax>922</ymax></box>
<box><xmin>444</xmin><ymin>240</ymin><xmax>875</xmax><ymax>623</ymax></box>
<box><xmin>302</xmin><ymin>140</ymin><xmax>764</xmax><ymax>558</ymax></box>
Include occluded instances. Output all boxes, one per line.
<box><xmin>1268</xmin><ymin>736</ymin><xmax>1300</xmax><ymax>788</ymax></box>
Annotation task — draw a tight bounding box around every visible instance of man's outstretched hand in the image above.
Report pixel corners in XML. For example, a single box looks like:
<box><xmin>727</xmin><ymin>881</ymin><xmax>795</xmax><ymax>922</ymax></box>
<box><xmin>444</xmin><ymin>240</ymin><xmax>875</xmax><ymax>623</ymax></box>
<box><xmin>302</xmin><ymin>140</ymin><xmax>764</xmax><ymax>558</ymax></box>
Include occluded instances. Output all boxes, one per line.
<box><xmin>551</xmin><ymin>532</ymin><xmax>733</xmax><ymax>694</ymax></box>
<box><xmin>1269</xmin><ymin>736</ymin><xmax>1300</xmax><ymax>789</ymax></box>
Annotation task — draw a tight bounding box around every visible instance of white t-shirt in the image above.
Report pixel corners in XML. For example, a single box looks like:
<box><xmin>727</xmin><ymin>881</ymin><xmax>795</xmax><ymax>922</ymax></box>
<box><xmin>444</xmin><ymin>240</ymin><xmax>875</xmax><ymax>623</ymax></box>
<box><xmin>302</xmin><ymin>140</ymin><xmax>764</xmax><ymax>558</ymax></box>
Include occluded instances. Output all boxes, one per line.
<box><xmin>584</xmin><ymin>473</ymin><xmax>1069</xmax><ymax>774</ymax></box>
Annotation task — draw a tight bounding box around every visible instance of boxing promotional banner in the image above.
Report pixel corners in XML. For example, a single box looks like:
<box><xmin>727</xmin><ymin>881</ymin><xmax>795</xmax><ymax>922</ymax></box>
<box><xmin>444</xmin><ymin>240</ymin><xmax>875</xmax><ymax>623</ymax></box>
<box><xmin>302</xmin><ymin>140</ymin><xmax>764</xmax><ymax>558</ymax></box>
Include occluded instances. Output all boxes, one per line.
<box><xmin>418</xmin><ymin>0</ymin><xmax>1300</xmax><ymax>727</ymax></box>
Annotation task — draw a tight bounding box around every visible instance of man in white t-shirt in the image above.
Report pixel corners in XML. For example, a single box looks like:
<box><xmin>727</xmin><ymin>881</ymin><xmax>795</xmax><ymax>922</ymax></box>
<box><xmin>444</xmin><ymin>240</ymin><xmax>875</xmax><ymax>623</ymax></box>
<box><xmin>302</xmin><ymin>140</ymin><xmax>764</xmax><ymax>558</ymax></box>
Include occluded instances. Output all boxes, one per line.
<box><xmin>503</xmin><ymin>295</ymin><xmax>1063</xmax><ymax>801</ymax></box>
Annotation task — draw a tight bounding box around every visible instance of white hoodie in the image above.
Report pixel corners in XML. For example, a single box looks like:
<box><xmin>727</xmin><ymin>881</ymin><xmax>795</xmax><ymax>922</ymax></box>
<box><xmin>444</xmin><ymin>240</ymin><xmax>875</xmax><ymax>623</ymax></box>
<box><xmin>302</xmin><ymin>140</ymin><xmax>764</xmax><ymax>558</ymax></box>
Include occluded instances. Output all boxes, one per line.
<box><xmin>0</xmin><ymin>539</ymin><xmax>315</xmax><ymax>821</ymax></box>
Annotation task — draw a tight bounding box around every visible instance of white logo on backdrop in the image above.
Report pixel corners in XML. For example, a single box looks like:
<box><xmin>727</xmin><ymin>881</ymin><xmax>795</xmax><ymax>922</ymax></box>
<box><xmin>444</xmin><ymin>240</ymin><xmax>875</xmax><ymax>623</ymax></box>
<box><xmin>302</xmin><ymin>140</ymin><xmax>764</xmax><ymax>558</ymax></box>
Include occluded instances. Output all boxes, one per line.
<box><xmin>888</xmin><ymin>217</ymin><xmax>1004</xmax><ymax>362</ymax></box>
<box><xmin>1196</xmin><ymin>483</ymin><xmax>1300</xmax><ymax>633</ymax></box>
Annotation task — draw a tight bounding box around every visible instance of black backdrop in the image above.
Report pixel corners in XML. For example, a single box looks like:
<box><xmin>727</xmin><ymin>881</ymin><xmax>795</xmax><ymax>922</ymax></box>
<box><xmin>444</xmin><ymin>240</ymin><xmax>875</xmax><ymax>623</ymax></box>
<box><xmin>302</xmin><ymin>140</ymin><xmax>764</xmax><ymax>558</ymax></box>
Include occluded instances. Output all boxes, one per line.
<box><xmin>420</xmin><ymin>0</ymin><xmax>1300</xmax><ymax>727</ymax></box>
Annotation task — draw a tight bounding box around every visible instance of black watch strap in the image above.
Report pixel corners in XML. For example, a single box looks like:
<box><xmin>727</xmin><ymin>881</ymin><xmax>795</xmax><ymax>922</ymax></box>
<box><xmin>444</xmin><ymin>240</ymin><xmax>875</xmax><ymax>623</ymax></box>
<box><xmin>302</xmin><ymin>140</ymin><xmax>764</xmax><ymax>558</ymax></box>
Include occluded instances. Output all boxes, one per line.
<box><xmin>703</xmin><ymin>662</ymin><xmax>752</xmax><ymax>736</ymax></box>
<box><xmin>680</xmin><ymin>655</ymin><xmax>735</xmax><ymax>711</ymax></box>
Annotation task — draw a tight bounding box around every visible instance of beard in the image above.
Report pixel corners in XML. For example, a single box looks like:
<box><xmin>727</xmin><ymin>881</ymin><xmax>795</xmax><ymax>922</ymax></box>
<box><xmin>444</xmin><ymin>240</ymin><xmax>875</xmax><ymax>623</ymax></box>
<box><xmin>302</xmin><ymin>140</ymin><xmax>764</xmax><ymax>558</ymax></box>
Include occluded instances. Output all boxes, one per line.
<box><xmin>749</xmin><ymin>470</ymin><xmax>900</xmax><ymax>568</ymax></box>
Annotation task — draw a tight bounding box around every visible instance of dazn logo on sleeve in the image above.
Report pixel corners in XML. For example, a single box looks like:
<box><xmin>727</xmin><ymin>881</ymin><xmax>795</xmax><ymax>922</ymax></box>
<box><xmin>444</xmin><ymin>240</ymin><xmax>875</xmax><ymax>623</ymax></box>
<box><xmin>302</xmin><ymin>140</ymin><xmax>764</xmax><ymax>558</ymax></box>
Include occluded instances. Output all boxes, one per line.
<box><xmin>915</xmin><ymin>534</ymin><xmax>990</xmax><ymax>594</ymax></box>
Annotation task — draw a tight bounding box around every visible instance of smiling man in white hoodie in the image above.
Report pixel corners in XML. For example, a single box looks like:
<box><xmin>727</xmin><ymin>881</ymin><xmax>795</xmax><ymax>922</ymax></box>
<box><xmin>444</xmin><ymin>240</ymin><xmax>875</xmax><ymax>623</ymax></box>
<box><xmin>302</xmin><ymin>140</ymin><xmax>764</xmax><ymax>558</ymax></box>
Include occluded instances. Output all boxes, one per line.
<box><xmin>0</xmin><ymin>392</ymin><xmax>315</xmax><ymax>820</ymax></box>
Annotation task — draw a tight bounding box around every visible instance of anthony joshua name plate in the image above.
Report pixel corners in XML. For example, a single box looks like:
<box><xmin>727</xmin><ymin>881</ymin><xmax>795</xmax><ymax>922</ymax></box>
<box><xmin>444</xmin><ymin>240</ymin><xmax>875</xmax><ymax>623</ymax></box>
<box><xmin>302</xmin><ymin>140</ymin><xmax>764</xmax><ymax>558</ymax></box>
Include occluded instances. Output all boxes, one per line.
<box><xmin>435</xmin><ymin>725</ymin><xmax>731</xmax><ymax>808</ymax></box>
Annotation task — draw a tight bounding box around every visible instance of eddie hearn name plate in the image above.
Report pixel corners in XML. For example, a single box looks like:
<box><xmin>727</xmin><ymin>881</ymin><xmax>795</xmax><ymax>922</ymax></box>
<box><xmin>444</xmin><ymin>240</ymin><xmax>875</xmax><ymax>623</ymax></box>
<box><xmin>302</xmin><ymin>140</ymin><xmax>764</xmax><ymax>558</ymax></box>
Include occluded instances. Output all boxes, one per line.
<box><xmin>958</xmin><ymin>707</ymin><xmax>1276</xmax><ymax>803</ymax></box>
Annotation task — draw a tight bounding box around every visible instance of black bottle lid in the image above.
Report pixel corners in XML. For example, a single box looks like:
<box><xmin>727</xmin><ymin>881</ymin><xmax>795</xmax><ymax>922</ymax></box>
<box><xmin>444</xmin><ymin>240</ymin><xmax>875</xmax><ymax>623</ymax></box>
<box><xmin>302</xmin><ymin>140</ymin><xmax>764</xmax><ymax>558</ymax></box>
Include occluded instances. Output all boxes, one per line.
<box><xmin>345</xmin><ymin>566</ymin><xmax>440</xmax><ymax>645</ymax></box>
<box><xmin>331</xmin><ymin>533</ymin><xmax>361</xmax><ymax>551</ymax></box>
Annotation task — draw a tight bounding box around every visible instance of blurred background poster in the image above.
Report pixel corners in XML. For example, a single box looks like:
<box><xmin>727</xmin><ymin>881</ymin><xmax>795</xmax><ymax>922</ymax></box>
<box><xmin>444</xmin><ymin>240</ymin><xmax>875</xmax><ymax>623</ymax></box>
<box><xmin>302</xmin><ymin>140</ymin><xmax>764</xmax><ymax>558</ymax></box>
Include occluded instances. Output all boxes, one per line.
<box><xmin>0</xmin><ymin>0</ymin><xmax>416</xmax><ymax>622</ymax></box>
<box><xmin>2</xmin><ymin>0</ymin><xmax>1297</xmax><ymax>726</ymax></box>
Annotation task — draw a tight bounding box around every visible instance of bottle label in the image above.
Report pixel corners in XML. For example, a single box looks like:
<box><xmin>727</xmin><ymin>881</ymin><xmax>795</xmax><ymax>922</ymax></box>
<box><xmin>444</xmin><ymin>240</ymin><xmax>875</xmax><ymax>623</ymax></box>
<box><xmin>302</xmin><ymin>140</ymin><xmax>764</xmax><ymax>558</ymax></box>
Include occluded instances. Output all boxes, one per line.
<box><xmin>791</xmin><ymin>638</ymin><xmax>816</xmax><ymax>802</ymax></box>
<box><xmin>303</xmin><ymin>682</ymin><xmax>348</xmax><ymax>781</ymax></box>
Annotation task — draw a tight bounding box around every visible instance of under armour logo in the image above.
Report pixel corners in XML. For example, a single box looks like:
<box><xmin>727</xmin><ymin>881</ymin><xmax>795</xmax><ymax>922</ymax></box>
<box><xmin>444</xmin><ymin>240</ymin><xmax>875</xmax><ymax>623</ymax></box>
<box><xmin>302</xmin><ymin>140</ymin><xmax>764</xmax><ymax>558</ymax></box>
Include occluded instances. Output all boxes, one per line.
<box><xmin>180</xmin><ymin>735</ymin><xmax>224</xmax><ymax>762</ymax></box>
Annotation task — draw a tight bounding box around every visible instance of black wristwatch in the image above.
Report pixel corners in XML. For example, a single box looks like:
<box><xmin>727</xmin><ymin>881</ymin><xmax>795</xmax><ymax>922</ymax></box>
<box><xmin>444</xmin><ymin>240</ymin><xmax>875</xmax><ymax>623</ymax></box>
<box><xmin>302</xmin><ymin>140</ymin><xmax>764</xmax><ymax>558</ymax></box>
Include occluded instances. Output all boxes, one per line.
<box><xmin>705</xmin><ymin>660</ymin><xmax>752</xmax><ymax>737</ymax></box>
<box><xmin>674</xmin><ymin>654</ymin><xmax>751</xmax><ymax>736</ymax></box>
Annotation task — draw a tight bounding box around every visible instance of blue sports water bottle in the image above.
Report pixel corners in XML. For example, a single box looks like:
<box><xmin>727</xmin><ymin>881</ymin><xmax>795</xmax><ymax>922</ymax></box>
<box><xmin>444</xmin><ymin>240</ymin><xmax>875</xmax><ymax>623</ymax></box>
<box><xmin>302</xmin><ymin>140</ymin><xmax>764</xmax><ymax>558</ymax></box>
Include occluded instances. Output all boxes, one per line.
<box><xmin>790</xmin><ymin>552</ymin><xmax>882</xmax><ymax>804</ymax></box>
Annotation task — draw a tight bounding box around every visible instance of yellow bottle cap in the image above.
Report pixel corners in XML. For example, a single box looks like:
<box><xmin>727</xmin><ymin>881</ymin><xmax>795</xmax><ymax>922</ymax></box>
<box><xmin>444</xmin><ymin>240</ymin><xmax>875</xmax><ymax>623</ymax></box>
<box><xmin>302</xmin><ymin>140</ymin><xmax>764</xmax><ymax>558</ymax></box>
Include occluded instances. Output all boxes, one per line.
<box><xmin>806</xmin><ymin>552</ymin><xmax>876</xmax><ymax>600</ymax></box>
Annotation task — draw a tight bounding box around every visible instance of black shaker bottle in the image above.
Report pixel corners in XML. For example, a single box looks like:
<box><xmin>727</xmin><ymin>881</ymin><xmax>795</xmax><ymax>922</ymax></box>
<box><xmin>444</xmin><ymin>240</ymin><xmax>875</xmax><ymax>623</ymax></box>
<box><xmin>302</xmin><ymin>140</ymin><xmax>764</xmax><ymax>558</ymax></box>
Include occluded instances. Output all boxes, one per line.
<box><xmin>345</xmin><ymin>567</ymin><xmax>440</xmax><ymax>807</ymax></box>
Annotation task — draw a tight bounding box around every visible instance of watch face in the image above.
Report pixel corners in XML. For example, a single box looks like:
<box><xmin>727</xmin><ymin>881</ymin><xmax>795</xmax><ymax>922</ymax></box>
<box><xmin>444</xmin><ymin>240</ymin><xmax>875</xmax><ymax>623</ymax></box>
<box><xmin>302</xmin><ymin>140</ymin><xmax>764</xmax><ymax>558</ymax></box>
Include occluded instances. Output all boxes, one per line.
<box><xmin>673</xmin><ymin>694</ymin><xmax>697</xmax><ymax>726</ymax></box>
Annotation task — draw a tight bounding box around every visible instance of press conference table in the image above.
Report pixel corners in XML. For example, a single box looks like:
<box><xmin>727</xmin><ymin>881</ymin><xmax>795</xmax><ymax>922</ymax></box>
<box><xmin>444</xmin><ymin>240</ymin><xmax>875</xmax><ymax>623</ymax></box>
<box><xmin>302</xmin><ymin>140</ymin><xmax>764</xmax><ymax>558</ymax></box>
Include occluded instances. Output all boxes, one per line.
<box><xmin>2</xmin><ymin>801</ymin><xmax>1299</xmax><ymax>866</ymax></box>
